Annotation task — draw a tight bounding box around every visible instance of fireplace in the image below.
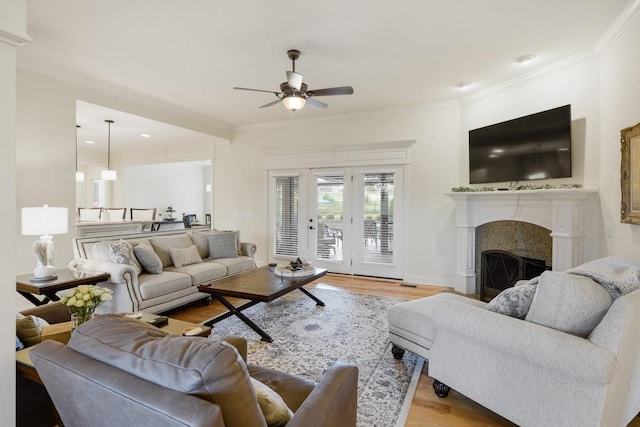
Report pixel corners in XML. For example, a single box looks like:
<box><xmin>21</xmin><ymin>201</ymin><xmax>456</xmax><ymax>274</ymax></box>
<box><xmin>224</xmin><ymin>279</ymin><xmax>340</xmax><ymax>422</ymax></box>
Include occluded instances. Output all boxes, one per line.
<box><xmin>448</xmin><ymin>189</ymin><xmax>599</xmax><ymax>294</ymax></box>
<box><xmin>480</xmin><ymin>250</ymin><xmax>549</xmax><ymax>301</ymax></box>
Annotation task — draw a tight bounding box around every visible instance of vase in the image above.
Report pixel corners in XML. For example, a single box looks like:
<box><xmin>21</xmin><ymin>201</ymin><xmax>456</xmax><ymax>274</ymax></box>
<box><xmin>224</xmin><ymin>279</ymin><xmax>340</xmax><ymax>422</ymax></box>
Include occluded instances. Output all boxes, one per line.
<box><xmin>71</xmin><ymin>312</ymin><xmax>94</xmax><ymax>332</ymax></box>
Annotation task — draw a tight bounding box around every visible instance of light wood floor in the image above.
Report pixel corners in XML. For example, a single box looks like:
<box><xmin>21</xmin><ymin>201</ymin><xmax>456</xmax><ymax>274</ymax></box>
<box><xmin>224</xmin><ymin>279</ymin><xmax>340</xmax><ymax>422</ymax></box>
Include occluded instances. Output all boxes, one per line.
<box><xmin>168</xmin><ymin>273</ymin><xmax>640</xmax><ymax>427</ymax></box>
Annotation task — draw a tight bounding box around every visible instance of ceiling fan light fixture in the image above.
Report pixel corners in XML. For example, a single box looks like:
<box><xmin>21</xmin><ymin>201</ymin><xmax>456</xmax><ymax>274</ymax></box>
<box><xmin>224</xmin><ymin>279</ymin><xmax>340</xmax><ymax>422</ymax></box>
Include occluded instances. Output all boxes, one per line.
<box><xmin>282</xmin><ymin>96</ymin><xmax>306</xmax><ymax>112</ymax></box>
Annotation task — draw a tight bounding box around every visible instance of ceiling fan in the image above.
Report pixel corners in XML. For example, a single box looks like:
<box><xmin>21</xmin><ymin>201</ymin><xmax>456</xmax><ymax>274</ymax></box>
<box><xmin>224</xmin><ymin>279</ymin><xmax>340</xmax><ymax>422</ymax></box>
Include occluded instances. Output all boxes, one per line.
<box><xmin>233</xmin><ymin>49</ymin><xmax>354</xmax><ymax>112</ymax></box>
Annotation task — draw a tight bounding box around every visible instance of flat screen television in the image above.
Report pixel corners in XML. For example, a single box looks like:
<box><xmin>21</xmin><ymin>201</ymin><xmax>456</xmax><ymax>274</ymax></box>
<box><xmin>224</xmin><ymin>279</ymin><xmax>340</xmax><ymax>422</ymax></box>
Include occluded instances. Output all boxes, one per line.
<box><xmin>468</xmin><ymin>105</ymin><xmax>572</xmax><ymax>184</ymax></box>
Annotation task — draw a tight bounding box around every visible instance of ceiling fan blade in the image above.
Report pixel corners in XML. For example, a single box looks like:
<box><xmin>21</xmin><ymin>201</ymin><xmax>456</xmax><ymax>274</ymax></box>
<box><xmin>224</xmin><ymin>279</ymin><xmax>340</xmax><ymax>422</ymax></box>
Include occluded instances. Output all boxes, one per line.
<box><xmin>286</xmin><ymin>71</ymin><xmax>304</xmax><ymax>90</ymax></box>
<box><xmin>234</xmin><ymin>87</ymin><xmax>281</xmax><ymax>95</ymax></box>
<box><xmin>307</xmin><ymin>86</ymin><xmax>354</xmax><ymax>97</ymax></box>
<box><xmin>259</xmin><ymin>99</ymin><xmax>282</xmax><ymax>109</ymax></box>
<box><xmin>306</xmin><ymin>98</ymin><xmax>328</xmax><ymax>110</ymax></box>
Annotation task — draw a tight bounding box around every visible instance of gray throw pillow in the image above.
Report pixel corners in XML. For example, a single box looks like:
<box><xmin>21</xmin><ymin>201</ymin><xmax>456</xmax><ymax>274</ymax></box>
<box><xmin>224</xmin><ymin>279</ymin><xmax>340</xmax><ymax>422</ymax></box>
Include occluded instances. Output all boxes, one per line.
<box><xmin>486</xmin><ymin>284</ymin><xmax>537</xmax><ymax>319</ymax></box>
<box><xmin>208</xmin><ymin>233</ymin><xmax>240</xmax><ymax>259</ymax></box>
<box><xmin>133</xmin><ymin>243</ymin><xmax>163</xmax><ymax>274</ymax></box>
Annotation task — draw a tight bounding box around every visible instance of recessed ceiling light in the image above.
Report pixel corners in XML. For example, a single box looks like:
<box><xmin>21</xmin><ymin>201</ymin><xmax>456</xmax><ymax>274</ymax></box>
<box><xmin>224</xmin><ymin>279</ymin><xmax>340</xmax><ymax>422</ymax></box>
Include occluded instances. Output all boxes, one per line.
<box><xmin>455</xmin><ymin>82</ymin><xmax>473</xmax><ymax>90</ymax></box>
<box><xmin>85</xmin><ymin>140</ymin><xmax>95</xmax><ymax>144</ymax></box>
<box><xmin>515</xmin><ymin>55</ymin><xmax>536</xmax><ymax>65</ymax></box>
<box><xmin>492</xmin><ymin>148</ymin><xmax>504</xmax><ymax>153</ymax></box>
<box><xmin>141</xmin><ymin>133</ymin><xmax>151</xmax><ymax>138</ymax></box>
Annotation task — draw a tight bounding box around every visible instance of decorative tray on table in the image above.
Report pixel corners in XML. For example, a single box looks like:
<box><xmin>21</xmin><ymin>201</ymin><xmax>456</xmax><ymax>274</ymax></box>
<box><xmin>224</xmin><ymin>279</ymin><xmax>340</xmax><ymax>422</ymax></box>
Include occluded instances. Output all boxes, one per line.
<box><xmin>274</xmin><ymin>259</ymin><xmax>316</xmax><ymax>277</ymax></box>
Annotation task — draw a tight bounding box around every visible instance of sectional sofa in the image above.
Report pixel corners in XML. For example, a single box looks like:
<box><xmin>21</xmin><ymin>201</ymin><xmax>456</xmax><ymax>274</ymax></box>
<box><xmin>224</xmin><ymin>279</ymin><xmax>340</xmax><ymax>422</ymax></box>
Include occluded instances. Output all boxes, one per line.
<box><xmin>72</xmin><ymin>229</ymin><xmax>257</xmax><ymax>314</ymax></box>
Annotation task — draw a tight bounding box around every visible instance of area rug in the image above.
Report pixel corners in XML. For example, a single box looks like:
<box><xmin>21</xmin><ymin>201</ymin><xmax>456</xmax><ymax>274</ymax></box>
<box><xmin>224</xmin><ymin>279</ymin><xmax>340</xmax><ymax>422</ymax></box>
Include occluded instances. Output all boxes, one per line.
<box><xmin>205</xmin><ymin>288</ymin><xmax>423</xmax><ymax>427</ymax></box>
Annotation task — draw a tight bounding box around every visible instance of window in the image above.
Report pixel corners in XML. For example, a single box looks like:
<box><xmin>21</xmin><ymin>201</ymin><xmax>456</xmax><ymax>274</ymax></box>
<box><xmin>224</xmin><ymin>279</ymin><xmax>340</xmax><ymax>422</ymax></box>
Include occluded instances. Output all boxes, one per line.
<box><xmin>274</xmin><ymin>176</ymin><xmax>299</xmax><ymax>257</ymax></box>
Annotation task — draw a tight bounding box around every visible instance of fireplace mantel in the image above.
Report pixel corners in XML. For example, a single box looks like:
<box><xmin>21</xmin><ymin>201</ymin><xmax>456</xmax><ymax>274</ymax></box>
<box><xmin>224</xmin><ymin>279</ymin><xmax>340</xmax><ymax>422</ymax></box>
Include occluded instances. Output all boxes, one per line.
<box><xmin>447</xmin><ymin>189</ymin><xmax>600</xmax><ymax>294</ymax></box>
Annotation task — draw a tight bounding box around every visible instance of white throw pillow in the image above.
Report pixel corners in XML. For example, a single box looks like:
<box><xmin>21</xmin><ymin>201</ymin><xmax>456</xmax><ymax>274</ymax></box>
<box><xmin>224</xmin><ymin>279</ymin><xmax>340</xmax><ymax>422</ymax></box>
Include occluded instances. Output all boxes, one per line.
<box><xmin>250</xmin><ymin>377</ymin><xmax>293</xmax><ymax>427</ymax></box>
<box><xmin>525</xmin><ymin>271</ymin><xmax>613</xmax><ymax>337</ymax></box>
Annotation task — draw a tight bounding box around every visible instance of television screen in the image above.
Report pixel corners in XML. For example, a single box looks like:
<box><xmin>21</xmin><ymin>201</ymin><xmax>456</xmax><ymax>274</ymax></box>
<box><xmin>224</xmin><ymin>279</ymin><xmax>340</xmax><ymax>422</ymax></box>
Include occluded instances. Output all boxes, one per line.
<box><xmin>469</xmin><ymin>105</ymin><xmax>572</xmax><ymax>184</ymax></box>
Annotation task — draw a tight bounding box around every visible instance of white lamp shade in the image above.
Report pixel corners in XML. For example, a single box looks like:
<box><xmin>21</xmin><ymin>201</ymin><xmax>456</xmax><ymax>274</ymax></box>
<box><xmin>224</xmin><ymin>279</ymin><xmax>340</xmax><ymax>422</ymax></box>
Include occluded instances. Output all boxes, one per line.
<box><xmin>75</xmin><ymin>171</ymin><xmax>85</xmax><ymax>182</ymax></box>
<box><xmin>22</xmin><ymin>206</ymin><xmax>68</xmax><ymax>236</ymax></box>
<box><xmin>282</xmin><ymin>96</ymin><xmax>306</xmax><ymax>112</ymax></box>
<box><xmin>101</xmin><ymin>169</ymin><xmax>117</xmax><ymax>180</ymax></box>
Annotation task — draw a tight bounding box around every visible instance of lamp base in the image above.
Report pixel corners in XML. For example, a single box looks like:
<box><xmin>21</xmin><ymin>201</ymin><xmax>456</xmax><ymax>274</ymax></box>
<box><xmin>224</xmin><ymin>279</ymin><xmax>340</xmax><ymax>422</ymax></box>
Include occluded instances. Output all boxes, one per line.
<box><xmin>33</xmin><ymin>265</ymin><xmax>57</xmax><ymax>280</ymax></box>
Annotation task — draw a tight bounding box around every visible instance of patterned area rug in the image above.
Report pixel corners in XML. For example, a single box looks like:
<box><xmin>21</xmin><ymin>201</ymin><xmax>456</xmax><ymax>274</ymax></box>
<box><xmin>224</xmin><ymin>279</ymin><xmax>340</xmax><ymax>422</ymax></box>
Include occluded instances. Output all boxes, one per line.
<box><xmin>206</xmin><ymin>288</ymin><xmax>423</xmax><ymax>427</ymax></box>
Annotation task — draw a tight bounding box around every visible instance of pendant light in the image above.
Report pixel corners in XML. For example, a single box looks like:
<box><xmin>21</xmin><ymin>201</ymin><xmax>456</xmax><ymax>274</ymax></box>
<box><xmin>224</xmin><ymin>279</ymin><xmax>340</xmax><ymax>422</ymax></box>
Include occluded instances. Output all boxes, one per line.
<box><xmin>75</xmin><ymin>124</ymin><xmax>85</xmax><ymax>182</ymax></box>
<box><xmin>101</xmin><ymin>119</ymin><xmax>117</xmax><ymax>181</ymax></box>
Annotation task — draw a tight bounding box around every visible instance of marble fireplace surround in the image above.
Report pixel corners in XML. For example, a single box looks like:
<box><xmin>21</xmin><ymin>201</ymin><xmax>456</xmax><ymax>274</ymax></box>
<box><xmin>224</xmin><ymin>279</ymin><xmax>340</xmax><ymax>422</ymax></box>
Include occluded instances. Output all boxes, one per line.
<box><xmin>448</xmin><ymin>189</ymin><xmax>600</xmax><ymax>294</ymax></box>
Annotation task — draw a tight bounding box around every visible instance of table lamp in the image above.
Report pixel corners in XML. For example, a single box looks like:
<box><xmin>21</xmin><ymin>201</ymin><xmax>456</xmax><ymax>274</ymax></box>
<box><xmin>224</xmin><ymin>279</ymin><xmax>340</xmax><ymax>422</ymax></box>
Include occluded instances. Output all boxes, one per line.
<box><xmin>21</xmin><ymin>205</ymin><xmax>68</xmax><ymax>280</ymax></box>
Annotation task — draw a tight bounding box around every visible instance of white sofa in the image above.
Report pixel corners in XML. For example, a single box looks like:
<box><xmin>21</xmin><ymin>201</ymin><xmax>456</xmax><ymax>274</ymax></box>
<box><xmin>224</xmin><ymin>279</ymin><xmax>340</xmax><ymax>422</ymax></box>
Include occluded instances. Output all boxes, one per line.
<box><xmin>388</xmin><ymin>257</ymin><xmax>640</xmax><ymax>427</ymax></box>
<box><xmin>72</xmin><ymin>229</ymin><xmax>257</xmax><ymax>314</ymax></box>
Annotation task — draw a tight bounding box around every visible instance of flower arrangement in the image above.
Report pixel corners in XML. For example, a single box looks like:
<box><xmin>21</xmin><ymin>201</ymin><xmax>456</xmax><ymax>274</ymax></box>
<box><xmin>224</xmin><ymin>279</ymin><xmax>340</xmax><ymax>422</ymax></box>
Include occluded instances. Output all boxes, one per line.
<box><xmin>58</xmin><ymin>285</ymin><xmax>113</xmax><ymax>329</ymax></box>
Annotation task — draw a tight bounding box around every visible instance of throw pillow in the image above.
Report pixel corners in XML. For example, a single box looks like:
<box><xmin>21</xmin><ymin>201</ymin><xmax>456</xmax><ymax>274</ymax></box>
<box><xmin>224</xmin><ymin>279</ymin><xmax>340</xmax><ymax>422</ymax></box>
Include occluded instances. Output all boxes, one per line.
<box><xmin>212</xmin><ymin>229</ymin><xmax>242</xmax><ymax>255</ymax></box>
<box><xmin>525</xmin><ymin>271</ymin><xmax>613</xmax><ymax>337</ymax></box>
<box><xmin>250</xmin><ymin>377</ymin><xmax>294</xmax><ymax>427</ymax></box>
<box><xmin>109</xmin><ymin>240</ymin><xmax>142</xmax><ymax>275</ymax></box>
<box><xmin>485</xmin><ymin>283</ymin><xmax>537</xmax><ymax>319</ymax></box>
<box><xmin>134</xmin><ymin>243</ymin><xmax>163</xmax><ymax>274</ymax></box>
<box><xmin>169</xmin><ymin>245</ymin><xmax>203</xmax><ymax>268</ymax></box>
<box><xmin>208</xmin><ymin>233</ymin><xmax>240</xmax><ymax>259</ymax></box>
<box><xmin>16</xmin><ymin>315</ymin><xmax>45</xmax><ymax>347</ymax></box>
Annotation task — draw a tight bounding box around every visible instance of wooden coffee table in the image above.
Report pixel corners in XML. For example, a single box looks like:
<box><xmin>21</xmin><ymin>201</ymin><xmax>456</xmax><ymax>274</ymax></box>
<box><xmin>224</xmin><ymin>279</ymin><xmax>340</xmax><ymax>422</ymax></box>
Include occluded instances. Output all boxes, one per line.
<box><xmin>198</xmin><ymin>266</ymin><xmax>327</xmax><ymax>342</ymax></box>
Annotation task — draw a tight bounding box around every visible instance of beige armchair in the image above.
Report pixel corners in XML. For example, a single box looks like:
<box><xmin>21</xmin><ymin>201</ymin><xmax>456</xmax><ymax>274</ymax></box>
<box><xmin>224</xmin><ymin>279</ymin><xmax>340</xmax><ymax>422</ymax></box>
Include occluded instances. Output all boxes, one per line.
<box><xmin>30</xmin><ymin>315</ymin><xmax>358</xmax><ymax>427</ymax></box>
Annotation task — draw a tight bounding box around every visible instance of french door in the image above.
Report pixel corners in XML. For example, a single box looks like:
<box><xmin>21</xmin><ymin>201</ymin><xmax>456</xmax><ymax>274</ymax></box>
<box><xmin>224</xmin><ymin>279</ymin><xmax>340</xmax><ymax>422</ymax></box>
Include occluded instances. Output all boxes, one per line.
<box><xmin>269</xmin><ymin>166</ymin><xmax>404</xmax><ymax>279</ymax></box>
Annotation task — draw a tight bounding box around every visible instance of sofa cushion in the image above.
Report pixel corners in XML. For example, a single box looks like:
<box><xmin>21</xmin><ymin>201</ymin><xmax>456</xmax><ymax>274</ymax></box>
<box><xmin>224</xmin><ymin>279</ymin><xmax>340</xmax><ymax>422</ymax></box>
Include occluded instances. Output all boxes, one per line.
<box><xmin>170</xmin><ymin>245</ymin><xmax>203</xmax><ymax>268</ymax></box>
<box><xmin>209</xmin><ymin>233</ymin><xmax>240</xmax><ymax>259</ymax></box>
<box><xmin>525</xmin><ymin>271</ymin><xmax>613</xmax><ymax>337</ymax></box>
<box><xmin>212</xmin><ymin>257</ymin><xmax>256</xmax><ymax>276</ymax></box>
<box><xmin>67</xmin><ymin>315</ymin><xmax>267</xmax><ymax>427</ymax></box>
<box><xmin>150</xmin><ymin>234</ymin><xmax>196</xmax><ymax>268</ymax></box>
<box><xmin>138</xmin><ymin>271</ymin><xmax>193</xmax><ymax>300</ymax></box>
<box><xmin>134</xmin><ymin>243</ymin><xmax>163</xmax><ymax>274</ymax></box>
<box><xmin>250</xmin><ymin>377</ymin><xmax>293</xmax><ymax>427</ymax></box>
<box><xmin>109</xmin><ymin>240</ymin><xmax>142</xmax><ymax>275</ymax></box>
<box><xmin>190</xmin><ymin>231</ymin><xmax>211</xmax><ymax>259</ymax></box>
<box><xmin>486</xmin><ymin>283</ymin><xmax>537</xmax><ymax>319</ymax></box>
<box><xmin>167</xmin><ymin>261</ymin><xmax>228</xmax><ymax>285</ymax></box>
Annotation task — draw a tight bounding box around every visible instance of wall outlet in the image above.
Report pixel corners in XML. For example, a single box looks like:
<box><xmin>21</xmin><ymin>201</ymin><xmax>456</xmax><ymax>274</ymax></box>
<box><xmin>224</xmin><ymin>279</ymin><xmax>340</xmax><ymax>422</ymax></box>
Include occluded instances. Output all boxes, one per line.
<box><xmin>605</xmin><ymin>223</ymin><xmax>614</xmax><ymax>238</ymax></box>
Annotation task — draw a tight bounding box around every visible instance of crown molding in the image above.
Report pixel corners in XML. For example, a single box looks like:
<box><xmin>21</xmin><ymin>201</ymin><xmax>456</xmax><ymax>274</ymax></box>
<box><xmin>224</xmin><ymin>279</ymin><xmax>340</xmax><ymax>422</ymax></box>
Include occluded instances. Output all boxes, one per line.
<box><xmin>594</xmin><ymin>0</ymin><xmax>640</xmax><ymax>55</ymax></box>
<box><xmin>0</xmin><ymin>29</ymin><xmax>31</xmax><ymax>47</ymax></box>
<box><xmin>460</xmin><ymin>50</ymin><xmax>598</xmax><ymax>106</ymax></box>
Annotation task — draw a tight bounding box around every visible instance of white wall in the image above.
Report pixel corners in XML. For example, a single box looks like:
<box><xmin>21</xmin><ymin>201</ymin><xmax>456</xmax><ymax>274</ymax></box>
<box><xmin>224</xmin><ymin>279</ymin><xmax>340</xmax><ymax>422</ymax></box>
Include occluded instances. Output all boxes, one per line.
<box><xmin>215</xmin><ymin>104</ymin><xmax>462</xmax><ymax>285</ymax></box>
<box><xmin>3</xmin><ymin>1</ymin><xmax>28</xmax><ymax>423</ymax></box>
<box><xmin>124</xmin><ymin>161</ymin><xmax>208</xmax><ymax>220</ymax></box>
<box><xmin>599</xmin><ymin>11</ymin><xmax>640</xmax><ymax>256</ymax></box>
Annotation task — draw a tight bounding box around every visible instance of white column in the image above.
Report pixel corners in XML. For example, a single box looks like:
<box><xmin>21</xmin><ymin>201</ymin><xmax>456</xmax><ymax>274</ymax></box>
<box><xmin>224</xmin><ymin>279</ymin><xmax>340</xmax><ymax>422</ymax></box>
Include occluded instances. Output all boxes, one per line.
<box><xmin>0</xmin><ymin>1</ymin><xmax>30</xmax><ymax>424</ymax></box>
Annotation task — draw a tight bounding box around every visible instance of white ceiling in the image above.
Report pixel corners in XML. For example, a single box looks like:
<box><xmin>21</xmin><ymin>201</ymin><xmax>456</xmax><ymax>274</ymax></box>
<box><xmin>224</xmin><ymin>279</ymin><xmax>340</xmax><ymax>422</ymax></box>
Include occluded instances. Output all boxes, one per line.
<box><xmin>19</xmin><ymin>0</ymin><xmax>631</xmax><ymax>148</ymax></box>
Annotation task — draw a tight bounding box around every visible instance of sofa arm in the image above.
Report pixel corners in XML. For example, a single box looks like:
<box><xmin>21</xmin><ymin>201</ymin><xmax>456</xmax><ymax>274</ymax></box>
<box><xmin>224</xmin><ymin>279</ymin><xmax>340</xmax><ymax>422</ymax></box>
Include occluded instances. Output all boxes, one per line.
<box><xmin>240</xmin><ymin>242</ymin><xmax>257</xmax><ymax>258</ymax></box>
<box><xmin>286</xmin><ymin>362</ymin><xmax>358</xmax><ymax>427</ymax></box>
<box><xmin>432</xmin><ymin>300</ymin><xmax>616</xmax><ymax>384</ymax></box>
<box><xmin>80</xmin><ymin>259</ymin><xmax>137</xmax><ymax>285</ymax></box>
<box><xmin>80</xmin><ymin>259</ymin><xmax>141</xmax><ymax>313</ymax></box>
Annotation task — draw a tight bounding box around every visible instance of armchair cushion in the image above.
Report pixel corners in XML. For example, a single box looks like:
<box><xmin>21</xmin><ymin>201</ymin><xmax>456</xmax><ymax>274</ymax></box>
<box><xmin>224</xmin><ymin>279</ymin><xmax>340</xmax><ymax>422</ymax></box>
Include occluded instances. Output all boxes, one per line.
<box><xmin>525</xmin><ymin>271</ymin><xmax>612</xmax><ymax>337</ymax></box>
<box><xmin>67</xmin><ymin>314</ymin><xmax>267</xmax><ymax>427</ymax></box>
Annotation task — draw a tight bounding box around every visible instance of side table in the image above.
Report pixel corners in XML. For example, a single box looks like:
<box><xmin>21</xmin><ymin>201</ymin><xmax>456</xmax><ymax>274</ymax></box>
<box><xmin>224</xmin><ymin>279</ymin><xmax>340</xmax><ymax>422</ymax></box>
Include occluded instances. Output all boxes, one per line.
<box><xmin>16</xmin><ymin>269</ymin><xmax>110</xmax><ymax>306</ymax></box>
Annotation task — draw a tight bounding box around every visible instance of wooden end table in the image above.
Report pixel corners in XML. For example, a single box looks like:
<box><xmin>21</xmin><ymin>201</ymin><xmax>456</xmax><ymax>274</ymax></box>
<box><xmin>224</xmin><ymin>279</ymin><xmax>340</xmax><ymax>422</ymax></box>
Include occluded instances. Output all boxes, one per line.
<box><xmin>16</xmin><ymin>269</ymin><xmax>110</xmax><ymax>306</ymax></box>
<box><xmin>198</xmin><ymin>266</ymin><xmax>327</xmax><ymax>342</ymax></box>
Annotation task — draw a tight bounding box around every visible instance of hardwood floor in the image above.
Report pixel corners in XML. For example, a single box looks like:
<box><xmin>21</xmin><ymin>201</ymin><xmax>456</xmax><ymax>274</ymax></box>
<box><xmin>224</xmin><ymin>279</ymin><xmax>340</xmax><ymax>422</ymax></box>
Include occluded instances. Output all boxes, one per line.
<box><xmin>168</xmin><ymin>273</ymin><xmax>640</xmax><ymax>427</ymax></box>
